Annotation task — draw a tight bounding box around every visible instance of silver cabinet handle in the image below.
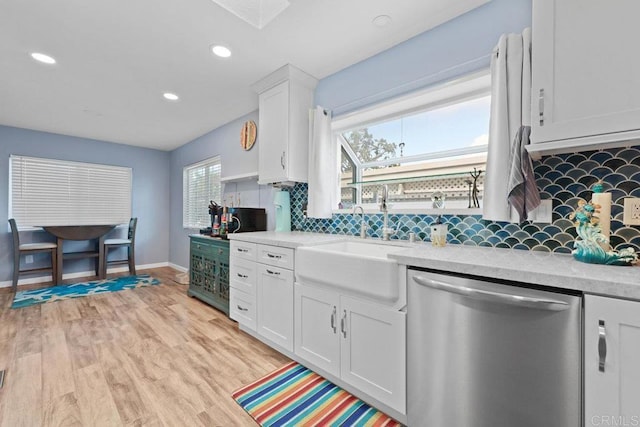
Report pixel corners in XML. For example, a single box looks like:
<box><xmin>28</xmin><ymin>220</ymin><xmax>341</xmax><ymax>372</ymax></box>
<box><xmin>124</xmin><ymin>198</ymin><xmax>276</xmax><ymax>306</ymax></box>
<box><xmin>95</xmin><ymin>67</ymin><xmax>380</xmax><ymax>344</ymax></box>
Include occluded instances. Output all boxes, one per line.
<box><xmin>236</xmin><ymin>273</ymin><xmax>248</xmax><ymax>279</ymax></box>
<box><xmin>281</xmin><ymin>151</ymin><xmax>285</xmax><ymax>169</ymax></box>
<box><xmin>237</xmin><ymin>248</ymin><xmax>248</xmax><ymax>253</ymax></box>
<box><xmin>330</xmin><ymin>306</ymin><xmax>337</xmax><ymax>334</ymax></box>
<box><xmin>237</xmin><ymin>305</ymin><xmax>248</xmax><ymax>312</ymax></box>
<box><xmin>266</xmin><ymin>269</ymin><xmax>280</xmax><ymax>276</ymax></box>
<box><xmin>412</xmin><ymin>276</ymin><xmax>570</xmax><ymax>311</ymax></box>
<box><xmin>340</xmin><ymin>310</ymin><xmax>347</xmax><ymax>338</ymax></box>
<box><xmin>266</xmin><ymin>253</ymin><xmax>282</xmax><ymax>259</ymax></box>
<box><xmin>598</xmin><ymin>320</ymin><xmax>607</xmax><ymax>372</ymax></box>
<box><xmin>538</xmin><ymin>88</ymin><xmax>545</xmax><ymax>126</ymax></box>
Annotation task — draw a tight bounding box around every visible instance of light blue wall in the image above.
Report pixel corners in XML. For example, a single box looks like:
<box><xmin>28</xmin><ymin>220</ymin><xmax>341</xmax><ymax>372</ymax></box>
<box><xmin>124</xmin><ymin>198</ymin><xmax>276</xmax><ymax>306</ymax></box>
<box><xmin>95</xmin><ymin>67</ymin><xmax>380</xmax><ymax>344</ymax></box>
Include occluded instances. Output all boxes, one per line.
<box><xmin>169</xmin><ymin>111</ymin><xmax>277</xmax><ymax>270</ymax></box>
<box><xmin>0</xmin><ymin>125</ymin><xmax>171</xmax><ymax>283</ymax></box>
<box><xmin>315</xmin><ymin>0</ymin><xmax>532</xmax><ymax>116</ymax></box>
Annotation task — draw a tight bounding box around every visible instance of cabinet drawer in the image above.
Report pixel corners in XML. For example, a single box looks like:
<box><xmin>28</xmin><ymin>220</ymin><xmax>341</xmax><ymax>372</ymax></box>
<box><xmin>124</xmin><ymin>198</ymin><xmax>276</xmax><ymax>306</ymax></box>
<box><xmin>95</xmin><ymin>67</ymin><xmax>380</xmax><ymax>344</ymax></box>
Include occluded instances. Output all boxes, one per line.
<box><xmin>230</xmin><ymin>241</ymin><xmax>257</xmax><ymax>261</ymax></box>
<box><xmin>257</xmin><ymin>244</ymin><xmax>294</xmax><ymax>270</ymax></box>
<box><xmin>230</xmin><ymin>257</ymin><xmax>257</xmax><ymax>294</ymax></box>
<box><xmin>230</xmin><ymin>288</ymin><xmax>256</xmax><ymax>331</ymax></box>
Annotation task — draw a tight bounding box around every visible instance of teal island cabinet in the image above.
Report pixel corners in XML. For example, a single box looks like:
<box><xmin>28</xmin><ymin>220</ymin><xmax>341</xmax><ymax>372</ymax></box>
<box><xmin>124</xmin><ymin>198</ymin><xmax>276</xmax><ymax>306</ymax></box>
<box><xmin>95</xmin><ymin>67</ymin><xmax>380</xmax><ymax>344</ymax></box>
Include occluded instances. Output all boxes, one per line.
<box><xmin>188</xmin><ymin>235</ymin><xmax>230</xmax><ymax>315</ymax></box>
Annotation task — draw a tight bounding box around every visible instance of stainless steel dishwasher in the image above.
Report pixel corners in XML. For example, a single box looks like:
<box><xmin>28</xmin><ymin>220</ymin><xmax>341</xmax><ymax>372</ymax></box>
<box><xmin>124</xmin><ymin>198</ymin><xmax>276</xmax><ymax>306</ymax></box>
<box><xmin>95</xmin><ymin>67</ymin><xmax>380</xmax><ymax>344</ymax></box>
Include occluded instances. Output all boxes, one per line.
<box><xmin>407</xmin><ymin>269</ymin><xmax>582</xmax><ymax>427</ymax></box>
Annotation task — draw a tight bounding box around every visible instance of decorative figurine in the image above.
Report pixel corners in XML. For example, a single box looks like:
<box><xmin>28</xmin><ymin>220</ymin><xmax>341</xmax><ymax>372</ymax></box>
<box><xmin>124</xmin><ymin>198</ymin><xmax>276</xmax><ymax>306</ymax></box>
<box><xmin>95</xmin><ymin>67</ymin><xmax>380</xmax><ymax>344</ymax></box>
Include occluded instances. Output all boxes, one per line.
<box><xmin>469</xmin><ymin>168</ymin><xmax>482</xmax><ymax>208</ymax></box>
<box><xmin>570</xmin><ymin>197</ymin><xmax>638</xmax><ymax>266</ymax></box>
<box><xmin>465</xmin><ymin>179</ymin><xmax>473</xmax><ymax>208</ymax></box>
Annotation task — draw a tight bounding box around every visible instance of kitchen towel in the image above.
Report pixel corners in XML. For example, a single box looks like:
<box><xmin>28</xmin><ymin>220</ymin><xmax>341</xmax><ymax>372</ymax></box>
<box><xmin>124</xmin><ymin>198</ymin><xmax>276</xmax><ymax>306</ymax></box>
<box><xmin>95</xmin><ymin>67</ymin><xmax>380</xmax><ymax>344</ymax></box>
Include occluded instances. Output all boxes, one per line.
<box><xmin>307</xmin><ymin>106</ymin><xmax>339</xmax><ymax>218</ymax></box>
<box><xmin>507</xmin><ymin>125</ymin><xmax>541</xmax><ymax>223</ymax></box>
<box><xmin>484</xmin><ymin>27</ymin><xmax>533</xmax><ymax>222</ymax></box>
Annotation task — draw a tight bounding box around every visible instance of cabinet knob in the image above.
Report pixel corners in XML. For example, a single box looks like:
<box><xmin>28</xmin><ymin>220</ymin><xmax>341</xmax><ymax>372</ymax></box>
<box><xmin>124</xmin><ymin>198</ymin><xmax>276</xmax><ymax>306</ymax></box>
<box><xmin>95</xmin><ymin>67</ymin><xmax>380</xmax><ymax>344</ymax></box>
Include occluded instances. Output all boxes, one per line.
<box><xmin>218</xmin><ymin>249</ymin><xmax>223</xmax><ymax>254</ymax></box>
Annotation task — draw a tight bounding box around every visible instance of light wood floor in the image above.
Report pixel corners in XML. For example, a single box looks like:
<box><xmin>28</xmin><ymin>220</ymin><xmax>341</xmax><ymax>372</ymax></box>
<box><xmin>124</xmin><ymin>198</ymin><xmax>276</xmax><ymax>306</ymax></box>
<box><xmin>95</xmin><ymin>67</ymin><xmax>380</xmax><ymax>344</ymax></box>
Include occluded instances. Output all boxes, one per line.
<box><xmin>0</xmin><ymin>267</ymin><xmax>290</xmax><ymax>426</ymax></box>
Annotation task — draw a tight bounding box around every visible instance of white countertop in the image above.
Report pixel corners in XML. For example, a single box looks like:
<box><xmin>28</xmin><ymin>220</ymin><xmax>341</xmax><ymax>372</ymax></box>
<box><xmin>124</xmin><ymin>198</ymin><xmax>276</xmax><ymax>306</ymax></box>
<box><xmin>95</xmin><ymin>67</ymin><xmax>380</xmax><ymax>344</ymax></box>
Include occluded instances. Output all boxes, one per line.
<box><xmin>226</xmin><ymin>231</ymin><xmax>640</xmax><ymax>301</ymax></box>
<box><xmin>226</xmin><ymin>231</ymin><xmax>347</xmax><ymax>248</ymax></box>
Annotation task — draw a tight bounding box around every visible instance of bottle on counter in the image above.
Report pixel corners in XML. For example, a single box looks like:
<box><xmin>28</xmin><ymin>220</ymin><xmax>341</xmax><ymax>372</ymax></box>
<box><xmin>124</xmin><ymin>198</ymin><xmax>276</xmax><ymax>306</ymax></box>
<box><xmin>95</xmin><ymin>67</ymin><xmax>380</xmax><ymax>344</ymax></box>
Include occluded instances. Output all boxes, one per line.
<box><xmin>220</xmin><ymin>207</ymin><xmax>228</xmax><ymax>236</ymax></box>
<box><xmin>212</xmin><ymin>215</ymin><xmax>220</xmax><ymax>236</ymax></box>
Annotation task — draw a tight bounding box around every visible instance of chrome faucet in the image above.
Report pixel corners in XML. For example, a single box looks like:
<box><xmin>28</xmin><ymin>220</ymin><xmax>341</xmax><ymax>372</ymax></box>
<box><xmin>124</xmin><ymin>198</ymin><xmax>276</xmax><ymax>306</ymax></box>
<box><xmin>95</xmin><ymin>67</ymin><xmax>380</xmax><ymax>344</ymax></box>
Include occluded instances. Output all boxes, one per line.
<box><xmin>379</xmin><ymin>185</ymin><xmax>395</xmax><ymax>241</ymax></box>
<box><xmin>352</xmin><ymin>205</ymin><xmax>367</xmax><ymax>239</ymax></box>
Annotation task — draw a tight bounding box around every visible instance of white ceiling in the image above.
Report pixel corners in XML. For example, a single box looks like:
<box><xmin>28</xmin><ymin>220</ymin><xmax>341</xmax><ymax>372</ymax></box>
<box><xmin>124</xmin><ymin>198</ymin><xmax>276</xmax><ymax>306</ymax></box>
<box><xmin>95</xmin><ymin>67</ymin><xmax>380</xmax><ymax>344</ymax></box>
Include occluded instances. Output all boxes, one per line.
<box><xmin>0</xmin><ymin>0</ymin><xmax>488</xmax><ymax>151</ymax></box>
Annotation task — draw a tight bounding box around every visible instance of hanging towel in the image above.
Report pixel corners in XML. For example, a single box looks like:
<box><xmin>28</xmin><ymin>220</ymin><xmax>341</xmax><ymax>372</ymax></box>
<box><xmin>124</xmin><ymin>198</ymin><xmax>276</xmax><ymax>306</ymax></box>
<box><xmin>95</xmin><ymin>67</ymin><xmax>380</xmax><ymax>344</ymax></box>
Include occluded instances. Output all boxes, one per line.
<box><xmin>507</xmin><ymin>126</ymin><xmax>540</xmax><ymax>223</ymax></box>
<box><xmin>307</xmin><ymin>106</ymin><xmax>338</xmax><ymax>218</ymax></box>
<box><xmin>483</xmin><ymin>27</ymin><xmax>533</xmax><ymax>222</ymax></box>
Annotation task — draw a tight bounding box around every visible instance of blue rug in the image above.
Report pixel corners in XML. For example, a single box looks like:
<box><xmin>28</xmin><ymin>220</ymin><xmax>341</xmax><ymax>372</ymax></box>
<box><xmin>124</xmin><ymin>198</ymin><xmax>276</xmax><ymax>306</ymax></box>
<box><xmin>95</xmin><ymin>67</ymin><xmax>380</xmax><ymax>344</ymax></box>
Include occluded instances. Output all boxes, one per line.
<box><xmin>11</xmin><ymin>274</ymin><xmax>161</xmax><ymax>309</ymax></box>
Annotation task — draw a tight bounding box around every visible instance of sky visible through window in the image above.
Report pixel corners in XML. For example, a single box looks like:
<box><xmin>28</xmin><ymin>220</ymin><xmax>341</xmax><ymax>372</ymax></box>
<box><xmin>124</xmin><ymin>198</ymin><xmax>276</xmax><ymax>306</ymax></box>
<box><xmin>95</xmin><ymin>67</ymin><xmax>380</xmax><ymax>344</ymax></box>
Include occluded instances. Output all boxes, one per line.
<box><xmin>344</xmin><ymin>95</ymin><xmax>490</xmax><ymax>161</ymax></box>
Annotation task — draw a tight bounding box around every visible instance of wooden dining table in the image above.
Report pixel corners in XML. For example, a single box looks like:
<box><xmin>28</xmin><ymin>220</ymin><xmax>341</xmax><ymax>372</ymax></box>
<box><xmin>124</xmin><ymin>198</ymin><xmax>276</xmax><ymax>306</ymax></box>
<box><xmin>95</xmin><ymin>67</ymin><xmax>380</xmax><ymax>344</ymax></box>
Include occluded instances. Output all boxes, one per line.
<box><xmin>42</xmin><ymin>225</ymin><xmax>116</xmax><ymax>285</ymax></box>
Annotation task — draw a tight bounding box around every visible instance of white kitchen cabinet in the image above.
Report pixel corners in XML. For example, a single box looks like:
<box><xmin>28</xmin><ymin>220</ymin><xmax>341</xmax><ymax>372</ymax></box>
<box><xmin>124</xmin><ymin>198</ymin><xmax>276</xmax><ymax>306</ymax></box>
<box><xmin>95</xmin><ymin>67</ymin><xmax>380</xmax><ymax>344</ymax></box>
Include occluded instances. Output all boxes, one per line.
<box><xmin>256</xmin><ymin>263</ymin><xmax>294</xmax><ymax>352</ymax></box>
<box><xmin>229</xmin><ymin>241</ymin><xmax>258</xmax><ymax>331</ymax></box>
<box><xmin>294</xmin><ymin>284</ymin><xmax>340</xmax><ymax>377</ymax></box>
<box><xmin>294</xmin><ymin>283</ymin><xmax>406</xmax><ymax>414</ymax></box>
<box><xmin>585</xmin><ymin>295</ymin><xmax>640</xmax><ymax>423</ymax></box>
<box><xmin>253</xmin><ymin>64</ymin><xmax>317</xmax><ymax>185</ymax></box>
<box><xmin>530</xmin><ymin>0</ymin><xmax>640</xmax><ymax>153</ymax></box>
<box><xmin>340</xmin><ymin>295</ymin><xmax>405</xmax><ymax>414</ymax></box>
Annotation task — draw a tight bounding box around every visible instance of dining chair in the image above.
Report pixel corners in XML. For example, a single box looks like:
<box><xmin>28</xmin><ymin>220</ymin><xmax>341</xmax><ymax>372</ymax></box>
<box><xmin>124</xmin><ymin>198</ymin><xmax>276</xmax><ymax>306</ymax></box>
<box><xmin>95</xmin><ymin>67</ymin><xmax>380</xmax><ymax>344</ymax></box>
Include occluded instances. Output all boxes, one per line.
<box><xmin>8</xmin><ymin>218</ymin><xmax>58</xmax><ymax>293</ymax></box>
<box><xmin>102</xmin><ymin>218</ymin><xmax>137</xmax><ymax>277</ymax></box>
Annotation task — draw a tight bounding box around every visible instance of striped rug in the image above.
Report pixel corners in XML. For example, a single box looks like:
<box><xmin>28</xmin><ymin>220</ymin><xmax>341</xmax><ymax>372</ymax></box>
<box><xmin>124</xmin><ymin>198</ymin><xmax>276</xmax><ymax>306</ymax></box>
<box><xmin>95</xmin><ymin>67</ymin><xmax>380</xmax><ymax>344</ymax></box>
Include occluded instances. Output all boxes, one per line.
<box><xmin>232</xmin><ymin>361</ymin><xmax>402</xmax><ymax>427</ymax></box>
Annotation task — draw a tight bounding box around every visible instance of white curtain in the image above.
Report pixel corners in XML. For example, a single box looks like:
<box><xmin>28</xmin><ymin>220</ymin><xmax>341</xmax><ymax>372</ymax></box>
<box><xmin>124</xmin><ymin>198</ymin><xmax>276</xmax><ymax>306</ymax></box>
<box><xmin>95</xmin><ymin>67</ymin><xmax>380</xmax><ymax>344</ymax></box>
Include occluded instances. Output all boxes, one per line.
<box><xmin>307</xmin><ymin>106</ymin><xmax>338</xmax><ymax>218</ymax></box>
<box><xmin>483</xmin><ymin>28</ymin><xmax>533</xmax><ymax>222</ymax></box>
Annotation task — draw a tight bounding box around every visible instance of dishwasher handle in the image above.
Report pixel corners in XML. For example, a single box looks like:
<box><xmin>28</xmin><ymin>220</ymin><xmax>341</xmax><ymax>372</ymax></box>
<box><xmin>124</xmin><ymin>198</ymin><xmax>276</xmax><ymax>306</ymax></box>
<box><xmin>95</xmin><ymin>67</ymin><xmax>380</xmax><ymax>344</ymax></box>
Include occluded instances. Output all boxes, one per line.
<box><xmin>413</xmin><ymin>276</ymin><xmax>570</xmax><ymax>311</ymax></box>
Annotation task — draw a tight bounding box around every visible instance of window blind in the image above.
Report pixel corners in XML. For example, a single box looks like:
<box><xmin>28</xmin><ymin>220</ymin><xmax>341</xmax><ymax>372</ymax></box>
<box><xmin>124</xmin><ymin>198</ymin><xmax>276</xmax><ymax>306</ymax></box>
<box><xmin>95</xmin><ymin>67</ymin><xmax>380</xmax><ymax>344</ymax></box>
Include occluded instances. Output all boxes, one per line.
<box><xmin>183</xmin><ymin>156</ymin><xmax>222</xmax><ymax>228</ymax></box>
<box><xmin>9</xmin><ymin>155</ymin><xmax>132</xmax><ymax>227</ymax></box>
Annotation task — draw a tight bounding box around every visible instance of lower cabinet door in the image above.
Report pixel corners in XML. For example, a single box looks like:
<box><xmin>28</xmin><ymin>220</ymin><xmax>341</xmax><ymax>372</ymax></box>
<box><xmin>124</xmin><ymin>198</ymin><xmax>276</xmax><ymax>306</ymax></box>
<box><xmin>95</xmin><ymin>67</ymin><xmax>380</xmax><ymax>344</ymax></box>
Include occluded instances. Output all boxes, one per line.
<box><xmin>585</xmin><ymin>294</ymin><xmax>640</xmax><ymax>423</ymax></box>
<box><xmin>340</xmin><ymin>295</ymin><xmax>406</xmax><ymax>414</ymax></box>
<box><xmin>257</xmin><ymin>264</ymin><xmax>294</xmax><ymax>352</ymax></box>
<box><xmin>294</xmin><ymin>284</ymin><xmax>340</xmax><ymax>377</ymax></box>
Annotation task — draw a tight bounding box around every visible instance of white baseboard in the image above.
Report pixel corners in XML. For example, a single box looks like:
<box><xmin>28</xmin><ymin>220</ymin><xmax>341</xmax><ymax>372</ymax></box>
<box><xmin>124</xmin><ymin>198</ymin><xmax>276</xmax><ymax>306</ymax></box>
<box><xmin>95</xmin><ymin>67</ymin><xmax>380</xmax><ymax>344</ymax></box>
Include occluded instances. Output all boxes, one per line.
<box><xmin>169</xmin><ymin>263</ymin><xmax>188</xmax><ymax>273</ymax></box>
<box><xmin>0</xmin><ymin>261</ymin><xmax>178</xmax><ymax>289</ymax></box>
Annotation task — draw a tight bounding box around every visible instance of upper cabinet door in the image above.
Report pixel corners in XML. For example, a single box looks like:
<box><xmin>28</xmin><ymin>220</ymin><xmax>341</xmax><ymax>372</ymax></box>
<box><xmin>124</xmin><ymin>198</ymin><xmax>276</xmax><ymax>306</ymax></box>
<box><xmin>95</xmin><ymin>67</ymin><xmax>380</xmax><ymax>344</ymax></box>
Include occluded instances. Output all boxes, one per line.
<box><xmin>258</xmin><ymin>81</ymin><xmax>290</xmax><ymax>184</ymax></box>
<box><xmin>531</xmin><ymin>0</ymin><xmax>640</xmax><ymax>144</ymax></box>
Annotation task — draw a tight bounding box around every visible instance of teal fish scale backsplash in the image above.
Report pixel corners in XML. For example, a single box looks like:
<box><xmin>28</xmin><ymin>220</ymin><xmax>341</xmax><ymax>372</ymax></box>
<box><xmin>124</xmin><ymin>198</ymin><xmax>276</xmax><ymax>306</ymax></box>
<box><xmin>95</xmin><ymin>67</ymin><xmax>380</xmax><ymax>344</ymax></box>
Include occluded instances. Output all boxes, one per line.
<box><xmin>288</xmin><ymin>146</ymin><xmax>640</xmax><ymax>253</ymax></box>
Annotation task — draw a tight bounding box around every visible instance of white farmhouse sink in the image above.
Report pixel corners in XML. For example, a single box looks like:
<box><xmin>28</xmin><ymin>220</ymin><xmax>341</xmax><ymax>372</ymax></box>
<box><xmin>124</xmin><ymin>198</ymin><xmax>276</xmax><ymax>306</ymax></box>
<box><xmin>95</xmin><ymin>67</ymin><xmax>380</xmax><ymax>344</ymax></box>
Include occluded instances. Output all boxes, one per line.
<box><xmin>295</xmin><ymin>240</ymin><xmax>406</xmax><ymax>303</ymax></box>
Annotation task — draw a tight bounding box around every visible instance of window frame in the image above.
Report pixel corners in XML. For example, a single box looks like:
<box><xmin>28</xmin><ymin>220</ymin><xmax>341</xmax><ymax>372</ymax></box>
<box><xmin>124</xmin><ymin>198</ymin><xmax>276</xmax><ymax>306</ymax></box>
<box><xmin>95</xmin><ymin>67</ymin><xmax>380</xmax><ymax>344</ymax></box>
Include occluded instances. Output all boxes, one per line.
<box><xmin>182</xmin><ymin>156</ymin><xmax>222</xmax><ymax>229</ymax></box>
<box><xmin>333</xmin><ymin>70</ymin><xmax>491</xmax><ymax>213</ymax></box>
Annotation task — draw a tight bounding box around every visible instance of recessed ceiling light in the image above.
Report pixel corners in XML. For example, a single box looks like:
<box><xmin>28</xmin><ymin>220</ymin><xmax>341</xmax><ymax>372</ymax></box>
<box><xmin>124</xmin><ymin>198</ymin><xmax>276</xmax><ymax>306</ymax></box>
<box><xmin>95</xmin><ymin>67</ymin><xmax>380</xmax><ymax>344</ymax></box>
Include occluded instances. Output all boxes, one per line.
<box><xmin>372</xmin><ymin>15</ymin><xmax>392</xmax><ymax>28</ymax></box>
<box><xmin>163</xmin><ymin>92</ymin><xmax>179</xmax><ymax>101</ymax></box>
<box><xmin>211</xmin><ymin>45</ymin><xmax>232</xmax><ymax>58</ymax></box>
<box><xmin>31</xmin><ymin>52</ymin><xmax>56</xmax><ymax>64</ymax></box>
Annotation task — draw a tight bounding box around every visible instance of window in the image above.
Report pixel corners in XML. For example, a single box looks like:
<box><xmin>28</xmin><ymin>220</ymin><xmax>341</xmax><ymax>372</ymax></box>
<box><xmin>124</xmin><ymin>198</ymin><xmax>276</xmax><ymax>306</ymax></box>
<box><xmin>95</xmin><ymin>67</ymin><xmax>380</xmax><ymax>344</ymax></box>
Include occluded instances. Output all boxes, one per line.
<box><xmin>9</xmin><ymin>155</ymin><xmax>132</xmax><ymax>227</ymax></box>
<box><xmin>183</xmin><ymin>156</ymin><xmax>221</xmax><ymax>228</ymax></box>
<box><xmin>334</xmin><ymin>71</ymin><xmax>490</xmax><ymax>210</ymax></box>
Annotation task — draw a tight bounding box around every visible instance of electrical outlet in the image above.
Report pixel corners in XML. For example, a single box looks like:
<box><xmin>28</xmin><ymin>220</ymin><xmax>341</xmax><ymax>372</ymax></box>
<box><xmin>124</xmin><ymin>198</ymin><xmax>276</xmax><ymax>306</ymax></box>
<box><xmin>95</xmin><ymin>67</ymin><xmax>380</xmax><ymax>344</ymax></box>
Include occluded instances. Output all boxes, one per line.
<box><xmin>528</xmin><ymin>199</ymin><xmax>553</xmax><ymax>224</ymax></box>
<box><xmin>25</xmin><ymin>255</ymin><xmax>34</xmax><ymax>264</ymax></box>
<box><xmin>623</xmin><ymin>197</ymin><xmax>640</xmax><ymax>226</ymax></box>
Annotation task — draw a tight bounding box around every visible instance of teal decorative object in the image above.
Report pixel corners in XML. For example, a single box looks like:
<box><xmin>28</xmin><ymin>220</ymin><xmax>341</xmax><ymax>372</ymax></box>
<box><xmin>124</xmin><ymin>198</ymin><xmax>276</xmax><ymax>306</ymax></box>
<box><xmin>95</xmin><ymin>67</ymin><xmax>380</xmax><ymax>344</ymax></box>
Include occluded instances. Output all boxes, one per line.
<box><xmin>570</xmin><ymin>199</ymin><xmax>638</xmax><ymax>266</ymax></box>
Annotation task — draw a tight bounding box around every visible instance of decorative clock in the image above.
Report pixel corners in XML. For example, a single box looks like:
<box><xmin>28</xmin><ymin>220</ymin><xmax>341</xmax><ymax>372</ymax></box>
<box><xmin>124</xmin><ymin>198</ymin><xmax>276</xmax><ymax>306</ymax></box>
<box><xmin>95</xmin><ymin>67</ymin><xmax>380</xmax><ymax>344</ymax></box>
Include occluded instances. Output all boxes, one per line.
<box><xmin>240</xmin><ymin>120</ymin><xmax>257</xmax><ymax>151</ymax></box>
